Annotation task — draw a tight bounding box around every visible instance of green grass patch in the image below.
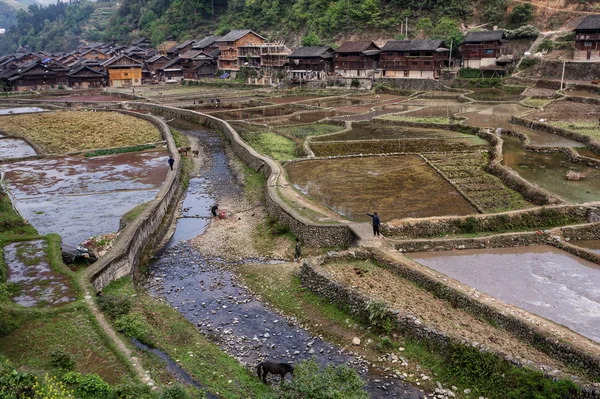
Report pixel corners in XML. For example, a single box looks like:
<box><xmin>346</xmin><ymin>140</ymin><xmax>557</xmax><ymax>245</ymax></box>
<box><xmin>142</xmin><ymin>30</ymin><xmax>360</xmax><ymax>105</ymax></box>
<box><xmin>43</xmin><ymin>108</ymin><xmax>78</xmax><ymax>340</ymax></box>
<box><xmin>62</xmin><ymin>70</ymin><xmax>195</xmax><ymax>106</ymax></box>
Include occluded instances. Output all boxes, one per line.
<box><xmin>548</xmin><ymin>121</ymin><xmax>600</xmax><ymax>141</ymax></box>
<box><xmin>100</xmin><ymin>277</ymin><xmax>273</xmax><ymax>399</ymax></box>
<box><xmin>121</xmin><ymin>202</ymin><xmax>151</xmax><ymax>225</ymax></box>
<box><xmin>522</xmin><ymin>98</ymin><xmax>551</xmax><ymax>108</ymax></box>
<box><xmin>240</xmin><ymin>130</ymin><xmax>298</xmax><ymax>161</ymax></box>
<box><xmin>240</xmin><ymin>162</ymin><xmax>267</xmax><ymax>202</ymax></box>
<box><xmin>378</xmin><ymin>115</ymin><xmax>452</xmax><ymax>124</ymax></box>
<box><xmin>277</xmin><ymin>123</ymin><xmax>344</xmax><ymax>138</ymax></box>
<box><xmin>84</xmin><ymin>144</ymin><xmax>156</xmax><ymax>157</ymax></box>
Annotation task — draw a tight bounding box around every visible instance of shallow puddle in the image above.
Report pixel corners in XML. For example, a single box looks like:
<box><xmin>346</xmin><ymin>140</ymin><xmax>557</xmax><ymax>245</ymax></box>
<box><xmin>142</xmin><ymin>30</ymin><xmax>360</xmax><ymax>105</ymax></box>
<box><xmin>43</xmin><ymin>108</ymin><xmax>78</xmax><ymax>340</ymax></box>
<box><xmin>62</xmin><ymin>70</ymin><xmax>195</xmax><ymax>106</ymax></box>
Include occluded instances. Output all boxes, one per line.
<box><xmin>259</xmin><ymin>110</ymin><xmax>353</xmax><ymax>125</ymax></box>
<box><xmin>502</xmin><ymin>135</ymin><xmax>600</xmax><ymax>203</ymax></box>
<box><xmin>575</xmin><ymin>147</ymin><xmax>600</xmax><ymax>161</ymax></box>
<box><xmin>286</xmin><ymin>155</ymin><xmax>477</xmax><ymax>221</ymax></box>
<box><xmin>5</xmin><ymin>239</ymin><xmax>75</xmax><ymax>307</ymax></box>
<box><xmin>403</xmin><ymin>104</ymin><xmax>481</xmax><ymax>118</ymax></box>
<box><xmin>411</xmin><ymin>245</ymin><xmax>600</xmax><ymax>343</ymax></box>
<box><xmin>564</xmin><ymin>90</ymin><xmax>600</xmax><ymax>100</ymax></box>
<box><xmin>0</xmin><ymin>138</ymin><xmax>37</xmax><ymax>160</ymax></box>
<box><xmin>304</xmin><ymin>98</ymin><xmax>374</xmax><ymax>108</ymax></box>
<box><xmin>267</xmin><ymin>95</ymin><xmax>323</xmax><ymax>104</ymax></box>
<box><xmin>2</xmin><ymin>150</ymin><xmax>168</xmax><ymax>246</ymax></box>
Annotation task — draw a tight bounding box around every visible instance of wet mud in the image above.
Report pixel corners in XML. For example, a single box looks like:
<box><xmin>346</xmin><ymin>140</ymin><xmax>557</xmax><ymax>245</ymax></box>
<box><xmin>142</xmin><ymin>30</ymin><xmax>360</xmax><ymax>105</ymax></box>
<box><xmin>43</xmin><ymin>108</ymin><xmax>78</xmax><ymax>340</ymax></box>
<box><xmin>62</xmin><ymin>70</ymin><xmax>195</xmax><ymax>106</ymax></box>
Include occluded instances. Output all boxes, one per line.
<box><xmin>286</xmin><ymin>155</ymin><xmax>477</xmax><ymax>221</ymax></box>
<box><xmin>412</xmin><ymin>245</ymin><xmax>600</xmax><ymax>343</ymax></box>
<box><xmin>4</xmin><ymin>239</ymin><xmax>75</xmax><ymax>307</ymax></box>
<box><xmin>2</xmin><ymin>150</ymin><xmax>168</xmax><ymax>246</ymax></box>
<box><xmin>0</xmin><ymin>138</ymin><xmax>37</xmax><ymax>160</ymax></box>
<box><xmin>502</xmin><ymin>135</ymin><xmax>600</xmax><ymax>203</ymax></box>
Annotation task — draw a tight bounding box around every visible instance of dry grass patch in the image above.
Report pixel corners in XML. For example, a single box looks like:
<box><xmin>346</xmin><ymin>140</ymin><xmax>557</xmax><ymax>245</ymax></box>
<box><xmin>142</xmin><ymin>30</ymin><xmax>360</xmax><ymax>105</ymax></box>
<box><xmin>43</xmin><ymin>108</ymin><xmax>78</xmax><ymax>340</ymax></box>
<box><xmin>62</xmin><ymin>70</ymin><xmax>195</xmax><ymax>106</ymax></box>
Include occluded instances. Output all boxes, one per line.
<box><xmin>0</xmin><ymin>111</ymin><xmax>161</xmax><ymax>154</ymax></box>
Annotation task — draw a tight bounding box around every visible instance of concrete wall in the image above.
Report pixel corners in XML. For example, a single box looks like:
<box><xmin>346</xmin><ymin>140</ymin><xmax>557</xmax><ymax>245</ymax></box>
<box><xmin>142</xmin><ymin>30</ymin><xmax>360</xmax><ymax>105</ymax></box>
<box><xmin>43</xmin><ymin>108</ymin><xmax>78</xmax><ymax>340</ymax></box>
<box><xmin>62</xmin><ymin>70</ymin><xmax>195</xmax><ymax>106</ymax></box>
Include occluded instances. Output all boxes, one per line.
<box><xmin>301</xmin><ymin>249</ymin><xmax>600</xmax><ymax>394</ymax></box>
<box><xmin>127</xmin><ymin>103</ymin><xmax>356</xmax><ymax>248</ymax></box>
<box><xmin>88</xmin><ymin>111</ymin><xmax>181</xmax><ymax>292</ymax></box>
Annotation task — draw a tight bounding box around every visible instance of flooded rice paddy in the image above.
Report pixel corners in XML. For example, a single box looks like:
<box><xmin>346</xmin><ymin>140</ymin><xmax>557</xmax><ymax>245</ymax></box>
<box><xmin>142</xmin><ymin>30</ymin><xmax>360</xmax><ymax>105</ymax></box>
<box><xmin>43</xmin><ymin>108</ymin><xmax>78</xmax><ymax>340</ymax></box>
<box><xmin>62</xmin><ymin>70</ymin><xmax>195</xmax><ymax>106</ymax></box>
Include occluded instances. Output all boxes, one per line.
<box><xmin>208</xmin><ymin>106</ymin><xmax>299</xmax><ymax>120</ymax></box>
<box><xmin>4</xmin><ymin>239</ymin><xmax>75</xmax><ymax>307</ymax></box>
<box><xmin>466</xmin><ymin>88</ymin><xmax>523</xmax><ymax>102</ymax></box>
<box><xmin>571</xmin><ymin>240</ymin><xmax>600</xmax><ymax>254</ymax></box>
<box><xmin>2</xmin><ymin>150</ymin><xmax>168</xmax><ymax>246</ymax></box>
<box><xmin>411</xmin><ymin>246</ymin><xmax>600</xmax><ymax>343</ymax></box>
<box><xmin>0</xmin><ymin>107</ymin><xmax>47</xmax><ymax>115</ymax></box>
<box><xmin>502</xmin><ymin>135</ymin><xmax>600</xmax><ymax>203</ymax></box>
<box><xmin>0</xmin><ymin>138</ymin><xmax>37</xmax><ymax>160</ymax></box>
<box><xmin>286</xmin><ymin>155</ymin><xmax>477</xmax><ymax>221</ymax></box>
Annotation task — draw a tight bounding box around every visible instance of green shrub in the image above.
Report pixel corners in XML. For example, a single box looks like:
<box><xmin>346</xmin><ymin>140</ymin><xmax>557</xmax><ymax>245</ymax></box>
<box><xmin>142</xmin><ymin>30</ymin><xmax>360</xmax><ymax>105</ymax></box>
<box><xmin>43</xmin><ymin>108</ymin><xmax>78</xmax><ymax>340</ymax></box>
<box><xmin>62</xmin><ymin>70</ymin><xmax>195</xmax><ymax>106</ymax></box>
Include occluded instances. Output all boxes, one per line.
<box><xmin>269</xmin><ymin>358</ymin><xmax>368</xmax><ymax>399</ymax></box>
<box><xmin>160</xmin><ymin>385</ymin><xmax>191</xmax><ymax>399</ymax></box>
<box><xmin>49</xmin><ymin>346</ymin><xmax>76</xmax><ymax>371</ymax></box>
<box><xmin>376</xmin><ymin>336</ymin><xmax>398</xmax><ymax>352</ymax></box>
<box><xmin>63</xmin><ymin>372</ymin><xmax>112</xmax><ymax>399</ymax></box>
<box><xmin>461</xmin><ymin>216</ymin><xmax>480</xmax><ymax>233</ymax></box>
<box><xmin>98</xmin><ymin>294</ymin><xmax>133</xmax><ymax>321</ymax></box>
<box><xmin>504</xmin><ymin>25</ymin><xmax>539</xmax><ymax>40</ymax></box>
<box><xmin>536</xmin><ymin>38</ymin><xmax>554</xmax><ymax>53</ymax></box>
<box><xmin>458</xmin><ymin>68</ymin><xmax>480</xmax><ymax>79</ymax></box>
<box><xmin>519</xmin><ymin>58</ymin><xmax>539</xmax><ymax>70</ymax></box>
<box><xmin>114</xmin><ymin>313</ymin><xmax>152</xmax><ymax>345</ymax></box>
<box><xmin>365</xmin><ymin>300</ymin><xmax>394</xmax><ymax>332</ymax></box>
<box><xmin>509</xmin><ymin>3</ymin><xmax>533</xmax><ymax>27</ymax></box>
<box><xmin>351</xmin><ymin>78</ymin><xmax>360</xmax><ymax>88</ymax></box>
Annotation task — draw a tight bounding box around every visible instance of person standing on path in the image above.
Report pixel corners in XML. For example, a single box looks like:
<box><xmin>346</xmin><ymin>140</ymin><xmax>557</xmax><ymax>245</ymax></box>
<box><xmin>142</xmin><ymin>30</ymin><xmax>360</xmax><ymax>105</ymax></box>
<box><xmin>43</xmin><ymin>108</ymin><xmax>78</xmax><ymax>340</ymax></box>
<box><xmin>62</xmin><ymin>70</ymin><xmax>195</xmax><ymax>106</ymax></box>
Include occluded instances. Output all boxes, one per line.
<box><xmin>367</xmin><ymin>212</ymin><xmax>381</xmax><ymax>237</ymax></box>
<box><xmin>294</xmin><ymin>238</ymin><xmax>301</xmax><ymax>262</ymax></box>
<box><xmin>168</xmin><ymin>155</ymin><xmax>175</xmax><ymax>171</ymax></box>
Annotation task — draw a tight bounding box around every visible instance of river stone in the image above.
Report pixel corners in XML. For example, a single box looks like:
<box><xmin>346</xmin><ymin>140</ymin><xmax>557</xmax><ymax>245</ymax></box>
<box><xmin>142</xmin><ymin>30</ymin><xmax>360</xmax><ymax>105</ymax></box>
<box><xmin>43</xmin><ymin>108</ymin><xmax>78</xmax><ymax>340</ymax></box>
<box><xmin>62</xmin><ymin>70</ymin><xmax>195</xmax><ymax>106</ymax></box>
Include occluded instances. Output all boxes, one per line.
<box><xmin>352</xmin><ymin>337</ymin><xmax>361</xmax><ymax>345</ymax></box>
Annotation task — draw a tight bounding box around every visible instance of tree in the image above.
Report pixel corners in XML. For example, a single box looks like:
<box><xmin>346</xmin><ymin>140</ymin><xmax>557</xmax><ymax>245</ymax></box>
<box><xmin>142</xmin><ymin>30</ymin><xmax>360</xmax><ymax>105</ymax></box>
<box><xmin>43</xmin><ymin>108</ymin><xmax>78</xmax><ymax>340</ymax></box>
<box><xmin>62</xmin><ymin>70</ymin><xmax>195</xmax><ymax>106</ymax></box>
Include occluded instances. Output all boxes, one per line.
<box><xmin>508</xmin><ymin>3</ymin><xmax>533</xmax><ymax>28</ymax></box>
<box><xmin>432</xmin><ymin>17</ymin><xmax>463</xmax><ymax>47</ymax></box>
<box><xmin>415</xmin><ymin>17</ymin><xmax>434</xmax><ymax>38</ymax></box>
<box><xmin>268</xmin><ymin>358</ymin><xmax>368</xmax><ymax>399</ymax></box>
<box><xmin>301</xmin><ymin>32</ymin><xmax>321</xmax><ymax>46</ymax></box>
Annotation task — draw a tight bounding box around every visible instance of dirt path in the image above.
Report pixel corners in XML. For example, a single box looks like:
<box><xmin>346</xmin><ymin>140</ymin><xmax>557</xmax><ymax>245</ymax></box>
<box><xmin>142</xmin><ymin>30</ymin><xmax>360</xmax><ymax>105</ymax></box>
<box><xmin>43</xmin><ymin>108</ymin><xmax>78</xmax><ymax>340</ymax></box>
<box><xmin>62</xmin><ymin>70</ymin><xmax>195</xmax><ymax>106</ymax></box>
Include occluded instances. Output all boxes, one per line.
<box><xmin>78</xmin><ymin>273</ymin><xmax>156</xmax><ymax>388</ymax></box>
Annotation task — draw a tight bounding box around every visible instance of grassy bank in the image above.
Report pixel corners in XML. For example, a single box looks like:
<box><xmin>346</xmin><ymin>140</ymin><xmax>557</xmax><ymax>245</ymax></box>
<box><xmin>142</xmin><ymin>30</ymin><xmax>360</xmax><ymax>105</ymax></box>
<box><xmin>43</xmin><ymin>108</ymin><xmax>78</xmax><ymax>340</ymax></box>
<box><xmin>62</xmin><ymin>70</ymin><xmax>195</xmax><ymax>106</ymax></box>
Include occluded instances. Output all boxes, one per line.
<box><xmin>100</xmin><ymin>277</ymin><xmax>272</xmax><ymax>399</ymax></box>
<box><xmin>0</xmin><ymin>111</ymin><xmax>162</xmax><ymax>154</ymax></box>
<box><xmin>84</xmin><ymin>144</ymin><xmax>157</xmax><ymax>157</ymax></box>
<box><xmin>234</xmin><ymin>261</ymin><xmax>581</xmax><ymax>399</ymax></box>
<box><xmin>549</xmin><ymin>121</ymin><xmax>600</xmax><ymax>141</ymax></box>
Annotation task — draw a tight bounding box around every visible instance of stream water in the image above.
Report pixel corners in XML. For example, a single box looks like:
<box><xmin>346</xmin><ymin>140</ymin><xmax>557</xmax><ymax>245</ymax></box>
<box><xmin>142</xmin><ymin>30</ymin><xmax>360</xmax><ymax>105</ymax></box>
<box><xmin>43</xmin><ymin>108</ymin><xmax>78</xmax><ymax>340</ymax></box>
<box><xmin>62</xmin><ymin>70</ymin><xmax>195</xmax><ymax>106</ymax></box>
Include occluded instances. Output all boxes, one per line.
<box><xmin>144</xmin><ymin>121</ymin><xmax>422</xmax><ymax>398</ymax></box>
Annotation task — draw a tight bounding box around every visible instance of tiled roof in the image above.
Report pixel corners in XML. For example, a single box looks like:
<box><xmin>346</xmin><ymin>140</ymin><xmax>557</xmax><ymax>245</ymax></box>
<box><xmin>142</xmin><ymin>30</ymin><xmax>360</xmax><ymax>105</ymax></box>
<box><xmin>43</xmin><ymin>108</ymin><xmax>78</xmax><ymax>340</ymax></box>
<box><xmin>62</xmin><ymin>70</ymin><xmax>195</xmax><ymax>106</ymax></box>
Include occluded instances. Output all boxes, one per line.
<box><xmin>381</xmin><ymin>40</ymin><xmax>445</xmax><ymax>51</ymax></box>
<box><xmin>464</xmin><ymin>30</ymin><xmax>504</xmax><ymax>43</ymax></box>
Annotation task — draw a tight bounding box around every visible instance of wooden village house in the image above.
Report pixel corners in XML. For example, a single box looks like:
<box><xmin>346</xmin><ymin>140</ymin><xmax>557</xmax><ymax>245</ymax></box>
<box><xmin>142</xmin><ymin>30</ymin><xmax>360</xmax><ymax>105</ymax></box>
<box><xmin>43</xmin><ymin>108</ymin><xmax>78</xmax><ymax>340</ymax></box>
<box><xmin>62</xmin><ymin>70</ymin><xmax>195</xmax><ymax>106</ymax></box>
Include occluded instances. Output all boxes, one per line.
<box><xmin>4</xmin><ymin>59</ymin><xmax>68</xmax><ymax>91</ymax></box>
<box><xmin>379</xmin><ymin>40</ymin><xmax>448</xmax><ymax>79</ymax></box>
<box><xmin>574</xmin><ymin>15</ymin><xmax>600</xmax><ymax>61</ymax></box>
<box><xmin>459</xmin><ymin>30</ymin><xmax>505</xmax><ymax>69</ymax></box>
<box><xmin>333</xmin><ymin>41</ymin><xmax>380</xmax><ymax>78</ymax></box>
<box><xmin>67</xmin><ymin>65</ymin><xmax>104</xmax><ymax>88</ymax></box>
<box><xmin>179</xmin><ymin>50</ymin><xmax>217</xmax><ymax>80</ymax></box>
<box><xmin>103</xmin><ymin>54</ymin><xmax>143</xmax><ymax>87</ymax></box>
<box><xmin>287</xmin><ymin>46</ymin><xmax>334</xmax><ymax>81</ymax></box>
<box><xmin>158</xmin><ymin>57</ymin><xmax>184</xmax><ymax>82</ymax></box>
<box><xmin>217</xmin><ymin>29</ymin><xmax>266</xmax><ymax>77</ymax></box>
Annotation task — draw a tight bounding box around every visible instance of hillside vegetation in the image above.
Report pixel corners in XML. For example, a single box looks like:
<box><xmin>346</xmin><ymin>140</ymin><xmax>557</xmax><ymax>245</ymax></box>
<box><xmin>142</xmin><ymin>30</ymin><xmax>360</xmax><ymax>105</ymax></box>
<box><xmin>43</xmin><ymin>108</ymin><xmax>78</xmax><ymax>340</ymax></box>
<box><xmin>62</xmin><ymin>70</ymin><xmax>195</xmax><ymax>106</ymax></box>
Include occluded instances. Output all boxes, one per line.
<box><xmin>0</xmin><ymin>0</ymin><xmax>596</xmax><ymax>55</ymax></box>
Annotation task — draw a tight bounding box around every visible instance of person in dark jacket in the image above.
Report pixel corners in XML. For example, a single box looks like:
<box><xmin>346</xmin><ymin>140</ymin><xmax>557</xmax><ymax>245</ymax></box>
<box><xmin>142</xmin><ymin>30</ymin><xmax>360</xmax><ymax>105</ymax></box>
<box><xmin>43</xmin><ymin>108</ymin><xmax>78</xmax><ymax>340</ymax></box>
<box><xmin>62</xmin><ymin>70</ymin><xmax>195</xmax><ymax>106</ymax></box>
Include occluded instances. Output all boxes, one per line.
<box><xmin>211</xmin><ymin>203</ymin><xmax>219</xmax><ymax>217</ymax></box>
<box><xmin>367</xmin><ymin>212</ymin><xmax>381</xmax><ymax>237</ymax></box>
<box><xmin>294</xmin><ymin>238</ymin><xmax>301</xmax><ymax>261</ymax></box>
<box><xmin>168</xmin><ymin>155</ymin><xmax>175</xmax><ymax>171</ymax></box>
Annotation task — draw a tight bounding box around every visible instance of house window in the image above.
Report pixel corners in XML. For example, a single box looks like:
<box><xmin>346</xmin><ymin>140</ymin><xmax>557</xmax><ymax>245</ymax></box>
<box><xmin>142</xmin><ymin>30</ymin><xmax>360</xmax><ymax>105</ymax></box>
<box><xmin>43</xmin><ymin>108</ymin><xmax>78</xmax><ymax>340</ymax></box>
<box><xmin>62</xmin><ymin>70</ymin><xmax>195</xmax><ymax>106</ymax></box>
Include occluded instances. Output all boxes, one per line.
<box><xmin>411</xmin><ymin>61</ymin><xmax>418</xmax><ymax>66</ymax></box>
<box><xmin>585</xmin><ymin>41</ymin><xmax>592</xmax><ymax>47</ymax></box>
<box><xmin>484</xmin><ymin>49</ymin><xmax>495</xmax><ymax>55</ymax></box>
<box><xmin>124</xmin><ymin>72</ymin><xmax>129</xmax><ymax>77</ymax></box>
<box><xmin>424</xmin><ymin>61</ymin><xmax>431</xmax><ymax>65</ymax></box>
<box><xmin>409</xmin><ymin>52</ymin><xmax>419</xmax><ymax>57</ymax></box>
<box><xmin>471</xmin><ymin>50</ymin><xmax>479</xmax><ymax>56</ymax></box>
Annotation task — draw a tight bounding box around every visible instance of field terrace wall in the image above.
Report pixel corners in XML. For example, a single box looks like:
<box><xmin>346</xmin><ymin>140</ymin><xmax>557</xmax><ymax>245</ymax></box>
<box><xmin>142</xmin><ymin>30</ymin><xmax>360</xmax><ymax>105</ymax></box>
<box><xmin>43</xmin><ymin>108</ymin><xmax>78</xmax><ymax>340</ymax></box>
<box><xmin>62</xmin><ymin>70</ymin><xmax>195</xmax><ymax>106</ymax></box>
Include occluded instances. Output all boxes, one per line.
<box><xmin>511</xmin><ymin>115</ymin><xmax>600</xmax><ymax>155</ymax></box>
<box><xmin>383</xmin><ymin>204</ymin><xmax>591</xmax><ymax>238</ymax></box>
<box><xmin>88</xmin><ymin>111</ymin><xmax>181</xmax><ymax>292</ymax></box>
<box><xmin>301</xmin><ymin>249</ymin><xmax>600</xmax><ymax>395</ymax></box>
<box><xmin>126</xmin><ymin>102</ymin><xmax>356</xmax><ymax>248</ymax></box>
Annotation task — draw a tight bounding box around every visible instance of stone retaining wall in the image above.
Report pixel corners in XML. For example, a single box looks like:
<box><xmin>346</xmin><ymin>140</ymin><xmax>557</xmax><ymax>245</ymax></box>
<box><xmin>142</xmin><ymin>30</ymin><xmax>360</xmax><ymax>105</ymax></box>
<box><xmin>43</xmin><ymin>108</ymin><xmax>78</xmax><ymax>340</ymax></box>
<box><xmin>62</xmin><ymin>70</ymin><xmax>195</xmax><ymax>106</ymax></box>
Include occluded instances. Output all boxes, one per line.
<box><xmin>511</xmin><ymin>115</ymin><xmax>600</xmax><ymax>155</ymax></box>
<box><xmin>127</xmin><ymin>103</ymin><xmax>356</xmax><ymax>248</ymax></box>
<box><xmin>374</xmin><ymin>78</ymin><xmax>451</xmax><ymax>92</ymax></box>
<box><xmin>88</xmin><ymin>111</ymin><xmax>182</xmax><ymax>292</ymax></box>
<box><xmin>383</xmin><ymin>205</ymin><xmax>590</xmax><ymax>237</ymax></box>
<box><xmin>301</xmin><ymin>249</ymin><xmax>600</xmax><ymax>395</ymax></box>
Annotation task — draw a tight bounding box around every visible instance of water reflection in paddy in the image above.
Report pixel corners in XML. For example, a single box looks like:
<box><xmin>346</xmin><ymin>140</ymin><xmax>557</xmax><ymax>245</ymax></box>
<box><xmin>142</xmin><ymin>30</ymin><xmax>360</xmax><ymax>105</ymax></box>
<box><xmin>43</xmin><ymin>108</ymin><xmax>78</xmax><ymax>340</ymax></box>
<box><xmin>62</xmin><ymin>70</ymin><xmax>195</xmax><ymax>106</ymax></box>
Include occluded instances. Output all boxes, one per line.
<box><xmin>256</xmin><ymin>109</ymin><xmax>353</xmax><ymax>125</ymax></box>
<box><xmin>571</xmin><ymin>240</ymin><xmax>600</xmax><ymax>254</ymax></box>
<box><xmin>0</xmin><ymin>138</ymin><xmax>37</xmax><ymax>160</ymax></box>
<box><xmin>502</xmin><ymin>135</ymin><xmax>600</xmax><ymax>203</ymax></box>
<box><xmin>0</xmin><ymin>107</ymin><xmax>47</xmax><ymax>115</ymax></box>
<box><xmin>286</xmin><ymin>155</ymin><xmax>477</xmax><ymax>221</ymax></box>
<box><xmin>461</xmin><ymin>104</ymin><xmax>582</xmax><ymax>147</ymax></box>
<box><xmin>208</xmin><ymin>106</ymin><xmax>297</xmax><ymax>120</ymax></box>
<box><xmin>411</xmin><ymin>245</ymin><xmax>600</xmax><ymax>343</ymax></box>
